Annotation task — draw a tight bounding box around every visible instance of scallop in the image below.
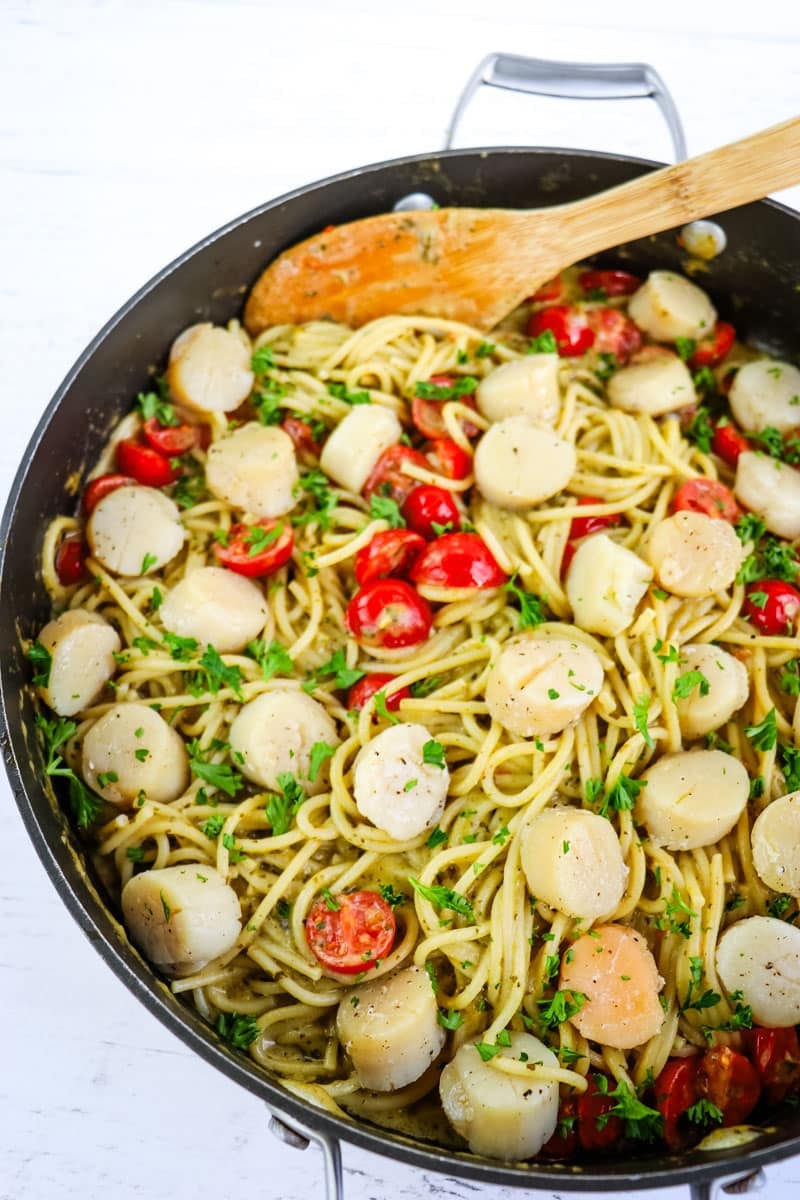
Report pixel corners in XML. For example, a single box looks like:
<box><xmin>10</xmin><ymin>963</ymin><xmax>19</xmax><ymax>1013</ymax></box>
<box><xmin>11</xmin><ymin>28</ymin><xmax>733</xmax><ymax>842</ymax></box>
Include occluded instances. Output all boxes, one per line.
<box><xmin>121</xmin><ymin>864</ymin><xmax>241</xmax><ymax>976</ymax></box>
<box><xmin>439</xmin><ymin>1032</ymin><xmax>559</xmax><ymax>1160</ymax></box>
<box><xmin>485</xmin><ymin>634</ymin><xmax>604</xmax><ymax>739</ymax></box>
<box><xmin>35</xmin><ymin>609</ymin><xmax>120</xmax><ymax>717</ymax></box>
<box><xmin>607</xmin><ymin>353</ymin><xmax>696</xmax><ymax>416</ymax></box>
<box><xmin>566</xmin><ymin>534</ymin><xmax>653</xmax><ymax>636</ymax></box>
<box><xmin>475</xmin><ymin>356</ymin><xmax>560</xmax><ymax>426</ymax></box>
<box><xmin>717</xmin><ymin>916</ymin><xmax>800</xmax><ymax>1027</ymax></box>
<box><xmin>646</xmin><ymin>511</ymin><xmax>743</xmax><ymax>597</ymax></box>
<box><xmin>559</xmin><ymin>924</ymin><xmax>665</xmax><ymax>1050</ymax></box>
<box><xmin>81</xmin><ymin>702</ymin><xmax>189</xmax><ymax>807</ymax></box>
<box><xmin>336</xmin><ymin>966</ymin><xmax>444</xmax><ymax>1091</ymax></box>
<box><xmin>734</xmin><ymin>451</ymin><xmax>800</xmax><ymax>540</ymax></box>
<box><xmin>751</xmin><ymin>792</ymin><xmax>800</xmax><ymax>896</ymax></box>
<box><xmin>729</xmin><ymin>360</ymin><xmax>800</xmax><ymax>434</ymax></box>
<box><xmin>673</xmin><ymin>643</ymin><xmax>750</xmax><ymax>740</ymax></box>
<box><xmin>228</xmin><ymin>689</ymin><xmax>339</xmax><ymax>797</ymax></box>
<box><xmin>159</xmin><ymin>566</ymin><xmax>267</xmax><ymax>654</ymax></box>
<box><xmin>520</xmin><ymin>807</ymin><xmax>628</xmax><ymax>921</ymax></box>
<box><xmin>206</xmin><ymin>422</ymin><xmax>299</xmax><ymax>518</ymax></box>
<box><xmin>628</xmin><ymin>271</ymin><xmax>717</xmax><ymax>341</ymax></box>
<box><xmin>353</xmin><ymin>722</ymin><xmax>449</xmax><ymax>841</ymax></box>
<box><xmin>636</xmin><ymin>749</ymin><xmax>749</xmax><ymax>851</ymax></box>
<box><xmin>473</xmin><ymin>416</ymin><xmax>576</xmax><ymax>510</ymax></box>
<box><xmin>320</xmin><ymin>405</ymin><xmax>403</xmax><ymax>493</ymax></box>
<box><xmin>87</xmin><ymin>485</ymin><xmax>185</xmax><ymax>577</ymax></box>
<box><xmin>166</xmin><ymin>323</ymin><xmax>254</xmax><ymax>414</ymax></box>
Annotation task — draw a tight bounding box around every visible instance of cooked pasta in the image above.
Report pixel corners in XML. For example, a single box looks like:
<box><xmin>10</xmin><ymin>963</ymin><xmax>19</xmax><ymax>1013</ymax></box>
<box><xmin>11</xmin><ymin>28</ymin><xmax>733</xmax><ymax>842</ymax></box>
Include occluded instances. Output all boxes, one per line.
<box><xmin>31</xmin><ymin>265</ymin><xmax>800</xmax><ymax>1159</ymax></box>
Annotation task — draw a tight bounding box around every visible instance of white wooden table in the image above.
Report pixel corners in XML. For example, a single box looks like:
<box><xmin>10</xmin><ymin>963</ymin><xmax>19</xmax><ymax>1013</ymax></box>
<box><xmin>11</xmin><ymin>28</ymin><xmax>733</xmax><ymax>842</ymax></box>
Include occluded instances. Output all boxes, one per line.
<box><xmin>2</xmin><ymin>2</ymin><xmax>800</xmax><ymax>1197</ymax></box>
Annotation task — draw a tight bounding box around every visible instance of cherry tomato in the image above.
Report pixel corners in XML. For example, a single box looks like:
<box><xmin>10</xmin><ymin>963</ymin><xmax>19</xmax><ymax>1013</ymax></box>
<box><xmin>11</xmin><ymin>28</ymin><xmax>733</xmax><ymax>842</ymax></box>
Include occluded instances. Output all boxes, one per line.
<box><xmin>363</xmin><ymin>445</ymin><xmax>429</xmax><ymax>505</ymax></box>
<box><xmin>697</xmin><ymin>1046</ymin><xmax>761</xmax><ymax>1126</ymax></box>
<box><xmin>55</xmin><ymin>534</ymin><xmax>88</xmax><ymax>586</ymax></box>
<box><xmin>578</xmin><ymin>268</ymin><xmax>641</xmax><ymax>298</ymax></box>
<box><xmin>83</xmin><ymin>472</ymin><xmax>136</xmax><ymax>514</ymax></box>
<box><xmin>745</xmin><ymin>1027</ymin><xmax>800</xmax><ymax>1105</ymax></box>
<box><xmin>411</xmin><ymin>377</ymin><xmax>479</xmax><ymax>441</ymax></box>
<box><xmin>214</xmin><ymin>518</ymin><xmax>294</xmax><ymax>578</ymax></box>
<box><xmin>654</xmin><ymin>1058</ymin><xmax>701</xmax><ymax>1151</ymax></box>
<box><xmin>671</xmin><ymin>478</ymin><xmax>740</xmax><ymax>522</ymax></box>
<box><xmin>116</xmin><ymin>437</ymin><xmax>178</xmax><ymax>487</ymax></box>
<box><xmin>402</xmin><ymin>485</ymin><xmax>461</xmax><ymax>540</ymax></box>
<box><xmin>305</xmin><ymin>890</ymin><xmax>396</xmax><ymax>974</ymax></box>
<box><xmin>540</xmin><ymin>1096</ymin><xmax>579</xmax><ymax>1159</ymax></box>
<box><xmin>569</xmin><ymin>496</ymin><xmax>622</xmax><ymax>541</ymax></box>
<box><xmin>690</xmin><ymin>321</ymin><xmax>736</xmax><ymax>369</ymax></box>
<box><xmin>527</xmin><ymin>275</ymin><xmax>566</xmax><ymax>304</ymax></box>
<box><xmin>281</xmin><ymin>415</ymin><xmax>321</xmax><ymax>463</ymax></box>
<box><xmin>576</xmin><ymin>1074</ymin><xmax>624</xmax><ymax>1151</ymax></box>
<box><xmin>561</xmin><ymin>541</ymin><xmax>578</xmax><ymax>577</ymax></box>
<box><xmin>410</xmin><ymin>532</ymin><xmax>507</xmax><ymax>589</ymax></box>
<box><xmin>712</xmin><ymin>422</ymin><xmax>751</xmax><ymax>468</ymax></box>
<box><xmin>353</xmin><ymin>529</ymin><xmax>426</xmax><ymax>586</ymax></box>
<box><xmin>427</xmin><ymin>438</ymin><xmax>472</xmax><ymax>480</ymax></box>
<box><xmin>527</xmin><ymin>305</ymin><xmax>595</xmax><ymax>356</ymax></box>
<box><xmin>744</xmin><ymin>579</ymin><xmax>800</xmax><ymax>635</ymax></box>
<box><xmin>586</xmin><ymin>307</ymin><xmax>642</xmax><ymax>363</ymax></box>
<box><xmin>347</xmin><ymin>673</ymin><xmax>412</xmax><ymax>713</ymax></box>
<box><xmin>142</xmin><ymin>416</ymin><xmax>197</xmax><ymax>456</ymax></box>
<box><xmin>345</xmin><ymin>579</ymin><xmax>432</xmax><ymax>649</ymax></box>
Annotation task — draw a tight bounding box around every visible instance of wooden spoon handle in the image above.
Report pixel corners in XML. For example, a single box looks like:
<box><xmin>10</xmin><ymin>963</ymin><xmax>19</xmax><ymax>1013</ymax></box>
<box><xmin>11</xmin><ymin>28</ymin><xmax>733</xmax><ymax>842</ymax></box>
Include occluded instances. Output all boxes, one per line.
<box><xmin>557</xmin><ymin>115</ymin><xmax>800</xmax><ymax>260</ymax></box>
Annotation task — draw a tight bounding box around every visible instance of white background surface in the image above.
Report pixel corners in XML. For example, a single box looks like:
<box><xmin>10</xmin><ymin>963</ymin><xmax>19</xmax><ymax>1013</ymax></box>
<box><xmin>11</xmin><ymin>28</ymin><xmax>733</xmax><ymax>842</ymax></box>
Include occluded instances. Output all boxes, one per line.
<box><xmin>2</xmin><ymin>1</ymin><xmax>800</xmax><ymax>1197</ymax></box>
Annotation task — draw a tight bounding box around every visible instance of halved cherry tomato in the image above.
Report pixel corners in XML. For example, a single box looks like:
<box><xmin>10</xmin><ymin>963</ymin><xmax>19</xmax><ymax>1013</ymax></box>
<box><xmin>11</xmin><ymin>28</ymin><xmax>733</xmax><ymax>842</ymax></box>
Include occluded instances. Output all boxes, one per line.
<box><xmin>576</xmin><ymin>1074</ymin><xmax>624</xmax><ymax>1151</ymax></box>
<box><xmin>578</xmin><ymin>269</ymin><xmax>641</xmax><ymax>298</ymax></box>
<box><xmin>745</xmin><ymin>1027</ymin><xmax>800</xmax><ymax>1105</ymax></box>
<box><xmin>527</xmin><ymin>275</ymin><xmax>566</xmax><ymax>304</ymax></box>
<box><xmin>744</xmin><ymin>579</ymin><xmax>800</xmax><ymax>636</ymax></box>
<box><xmin>214</xmin><ymin>518</ymin><xmax>294</xmax><ymax>578</ymax></box>
<box><xmin>560</xmin><ymin>542</ymin><xmax>578</xmax><ymax>577</ymax></box>
<box><xmin>427</xmin><ymin>438</ymin><xmax>472</xmax><ymax>480</ymax></box>
<box><xmin>411</xmin><ymin>378</ymin><xmax>479</xmax><ymax>441</ymax></box>
<box><xmin>281</xmin><ymin>415</ymin><xmax>321</xmax><ymax>463</ymax></box>
<box><xmin>671</xmin><ymin>478</ymin><xmax>740</xmax><ymax>522</ymax></box>
<box><xmin>402</xmin><ymin>485</ymin><xmax>461</xmax><ymax>539</ymax></box>
<box><xmin>305</xmin><ymin>890</ymin><xmax>396</xmax><ymax>974</ymax></box>
<box><xmin>345</xmin><ymin>579</ymin><xmax>432</xmax><ymax>649</ymax></box>
<box><xmin>527</xmin><ymin>305</ymin><xmax>594</xmax><ymax>356</ymax></box>
<box><xmin>712</xmin><ymin>422</ymin><xmax>751</xmax><ymax>468</ymax></box>
<box><xmin>55</xmin><ymin>534</ymin><xmax>88</xmax><ymax>586</ymax></box>
<box><xmin>347</xmin><ymin>673</ymin><xmax>412</xmax><ymax>713</ymax></box>
<box><xmin>116</xmin><ymin>437</ymin><xmax>178</xmax><ymax>487</ymax></box>
<box><xmin>353</xmin><ymin>529</ymin><xmax>426</xmax><ymax>586</ymax></box>
<box><xmin>363</xmin><ymin>445</ymin><xmax>429</xmax><ymax>505</ymax></box>
<box><xmin>142</xmin><ymin>416</ymin><xmax>198</xmax><ymax>456</ymax></box>
<box><xmin>410</xmin><ymin>532</ymin><xmax>507</xmax><ymax>589</ymax></box>
<box><xmin>690</xmin><ymin>321</ymin><xmax>736</xmax><ymax>369</ymax></box>
<box><xmin>569</xmin><ymin>496</ymin><xmax>622</xmax><ymax>541</ymax></box>
<box><xmin>83</xmin><ymin>472</ymin><xmax>136</xmax><ymax>514</ymax></box>
<box><xmin>586</xmin><ymin>307</ymin><xmax>642</xmax><ymax>363</ymax></box>
<box><xmin>697</xmin><ymin>1046</ymin><xmax>761</xmax><ymax>1126</ymax></box>
<box><xmin>540</xmin><ymin>1095</ymin><xmax>579</xmax><ymax>1159</ymax></box>
<box><xmin>654</xmin><ymin>1058</ymin><xmax>701</xmax><ymax>1151</ymax></box>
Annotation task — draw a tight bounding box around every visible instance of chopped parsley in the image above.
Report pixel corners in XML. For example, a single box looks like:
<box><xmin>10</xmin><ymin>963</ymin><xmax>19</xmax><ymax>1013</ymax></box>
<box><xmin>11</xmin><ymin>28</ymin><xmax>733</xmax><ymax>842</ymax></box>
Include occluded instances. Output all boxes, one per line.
<box><xmin>307</xmin><ymin>740</ymin><xmax>336</xmax><ymax>783</ymax></box>
<box><xmin>745</xmin><ymin>707</ymin><xmax>778</xmax><ymax>752</ymax></box>
<box><xmin>653</xmin><ymin>640</ymin><xmax>682</xmax><ymax>664</ymax></box>
<box><xmin>527</xmin><ymin>330</ymin><xmax>558</xmax><ymax>354</ymax></box>
<box><xmin>672</xmin><ymin>670</ymin><xmax>710</xmax><ymax>701</ymax></box>
<box><xmin>686</xmin><ymin>1099</ymin><xmax>724</xmax><ymax>1128</ymax></box>
<box><xmin>779</xmin><ymin>659</ymin><xmax>800</xmax><ymax>696</ymax></box>
<box><xmin>437</xmin><ymin>1008</ymin><xmax>464</xmax><ymax>1030</ymax></box>
<box><xmin>173</xmin><ymin>470</ymin><xmax>206</xmax><ymax>510</ymax></box>
<box><xmin>266</xmin><ymin>772</ymin><xmax>306</xmax><ymax>836</ymax></box>
<box><xmin>779</xmin><ymin>741</ymin><xmax>800</xmax><ymax>791</ymax></box>
<box><xmin>216</xmin><ymin>1011</ymin><xmax>260</xmax><ymax>1049</ymax></box>
<box><xmin>422</xmin><ymin>739</ymin><xmax>446</xmax><ymax>769</ymax></box>
<box><xmin>674</xmin><ymin>337</ymin><xmax>697</xmax><ymax>362</ymax></box>
<box><xmin>369</xmin><ymin>494</ymin><xmax>406</xmax><ymax>528</ymax></box>
<box><xmin>537</xmin><ymin>989</ymin><xmax>587</xmax><ymax>1029</ymax></box>
<box><xmin>26</xmin><ymin>641</ymin><xmax>52</xmax><ymax>687</ymax></box>
<box><xmin>410</xmin><ymin>675</ymin><xmax>442</xmax><ymax>698</ymax></box>
<box><xmin>136</xmin><ymin>388</ymin><xmax>178</xmax><ymax>427</ymax></box>
<box><xmin>201</xmin><ymin>815</ymin><xmax>225</xmax><ymax>839</ymax></box>
<box><xmin>140</xmin><ymin>552</ymin><xmax>157</xmax><ymax>574</ymax></box>
<box><xmin>327</xmin><ymin>381</ymin><xmax>371</xmax><ymax>405</ymax></box>
<box><xmin>593</xmin><ymin>773</ymin><xmax>646</xmax><ymax>819</ymax></box>
<box><xmin>187</xmin><ymin>740</ymin><xmax>244</xmax><ymax>798</ymax></box>
<box><xmin>292</xmin><ymin>468</ymin><xmax>337</xmax><ymax>530</ymax></box>
<box><xmin>302</xmin><ymin>648</ymin><xmax>365</xmax><ymax>694</ymax></box>
<box><xmin>593</xmin><ymin>1077</ymin><xmax>663</xmax><ymax>1141</ymax></box>
<box><xmin>414</xmin><ymin>376</ymin><xmax>477</xmax><ymax>401</ymax></box>
<box><xmin>321</xmin><ymin>888</ymin><xmax>340</xmax><ymax>912</ymax></box>
<box><xmin>426</xmin><ymin>826</ymin><xmax>449</xmax><ymax>850</ymax></box>
<box><xmin>251</xmin><ymin>345</ymin><xmax>277</xmax><ymax>374</ymax></box>
<box><xmin>505</xmin><ymin>573</ymin><xmax>548</xmax><ymax>628</ymax></box>
<box><xmin>684</xmin><ymin>406</ymin><xmax>715</xmax><ymax>453</ymax></box>
<box><xmin>245</xmin><ymin>521</ymin><xmax>285</xmax><ymax>556</ymax></box>
<box><xmin>474</xmin><ymin>1041</ymin><xmax>503</xmax><ymax>1062</ymax></box>
<box><xmin>374</xmin><ymin>690</ymin><xmax>401</xmax><ymax>724</ymax></box>
<box><xmin>681</xmin><ymin>956</ymin><xmax>721</xmax><ymax>1012</ymax></box>
<box><xmin>633</xmin><ymin>695</ymin><xmax>654</xmax><ymax>748</ymax></box>
<box><xmin>35</xmin><ymin>715</ymin><xmax>103</xmax><ymax>830</ymax></box>
<box><xmin>408</xmin><ymin>877</ymin><xmax>474</xmax><ymax>919</ymax></box>
<box><xmin>246</xmin><ymin>638</ymin><xmax>293</xmax><ymax>681</ymax></box>
<box><xmin>190</xmin><ymin>645</ymin><xmax>244</xmax><ymax>700</ymax></box>
<box><xmin>378</xmin><ymin>883</ymin><xmax>407</xmax><ymax>908</ymax></box>
<box><xmin>162</xmin><ymin>632</ymin><xmax>200</xmax><ymax>661</ymax></box>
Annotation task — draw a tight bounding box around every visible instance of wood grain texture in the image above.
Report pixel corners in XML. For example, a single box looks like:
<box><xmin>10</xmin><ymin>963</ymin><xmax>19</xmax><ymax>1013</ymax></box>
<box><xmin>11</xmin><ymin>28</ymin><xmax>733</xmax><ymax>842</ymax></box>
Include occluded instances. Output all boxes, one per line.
<box><xmin>3</xmin><ymin>2</ymin><xmax>800</xmax><ymax>1198</ymax></box>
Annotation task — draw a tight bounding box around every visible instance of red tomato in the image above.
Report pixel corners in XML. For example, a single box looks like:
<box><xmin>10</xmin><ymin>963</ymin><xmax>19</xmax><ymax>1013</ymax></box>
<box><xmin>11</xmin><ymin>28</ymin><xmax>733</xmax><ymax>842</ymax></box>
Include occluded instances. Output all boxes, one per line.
<box><xmin>712</xmin><ymin>422</ymin><xmax>750</xmax><ymax>468</ymax></box>
<box><xmin>410</xmin><ymin>532</ymin><xmax>507</xmax><ymax>589</ymax></box>
<box><xmin>586</xmin><ymin>307</ymin><xmax>642</xmax><ymax>363</ymax></box>
<box><xmin>579</xmin><ymin>269</ymin><xmax>641</xmax><ymax>298</ymax></box>
<box><xmin>363</xmin><ymin>445</ymin><xmax>429</xmax><ymax>505</ymax></box>
<box><xmin>528</xmin><ymin>275</ymin><xmax>566</xmax><ymax>304</ymax></box>
<box><xmin>411</xmin><ymin>377</ymin><xmax>479</xmax><ymax>441</ymax></box>
<box><xmin>527</xmin><ymin>305</ymin><xmax>595</xmax><ymax>356</ymax></box>
<box><xmin>55</xmin><ymin>534</ymin><xmax>88</xmax><ymax>586</ymax></box>
<box><xmin>569</xmin><ymin>496</ymin><xmax>622</xmax><ymax>541</ymax></box>
<box><xmin>745</xmin><ymin>1027</ymin><xmax>800</xmax><ymax>1105</ymax></box>
<box><xmin>214</xmin><ymin>518</ymin><xmax>294</xmax><ymax>578</ymax></box>
<box><xmin>347</xmin><ymin>673</ymin><xmax>412</xmax><ymax>713</ymax></box>
<box><xmin>561</xmin><ymin>541</ymin><xmax>578</xmax><ymax>576</ymax></box>
<box><xmin>83</xmin><ymin>472</ymin><xmax>136</xmax><ymax>514</ymax></box>
<box><xmin>654</xmin><ymin>1058</ymin><xmax>701</xmax><ymax>1151</ymax></box>
<box><xmin>698</xmin><ymin>1047</ymin><xmax>761</xmax><ymax>1126</ymax></box>
<box><xmin>540</xmin><ymin>1095</ymin><xmax>579</xmax><ymax>1159</ymax></box>
<box><xmin>690</xmin><ymin>321</ymin><xmax>736</xmax><ymax>369</ymax></box>
<box><xmin>576</xmin><ymin>1075</ymin><xmax>624</xmax><ymax>1151</ymax></box>
<box><xmin>345</xmin><ymin>579</ymin><xmax>432</xmax><ymax>649</ymax></box>
<box><xmin>305</xmin><ymin>890</ymin><xmax>396</xmax><ymax>974</ymax></box>
<box><xmin>281</xmin><ymin>415</ymin><xmax>321</xmax><ymax>463</ymax></box>
<box><xmin>671</xmin><ymin>478</ymin><xmax>740</xmax><ymax>522</ymax></box>
<box><xmin>402</xmin><ymin>485</ymin><xmax>461</xmax><ymax>539</ymax></box>
<box><xmin>353</xmin><ymin>529</ymin><xmax>426</xmax><ymax>586</ymax></box>
<box><xmin>427</xmin><ymin>438</ymin><xmax>472</xmax><ymax>480</ymax></box>
<box><xmin>116</xmin><ymin>438</ymin><xmax>178</xmax><ymax>487</ymax></box>
<box><xmin>744</xmin><ymin>579</ymin><xmax>800</xmax><ymax>635</ymax></box>
<box><xmin>142</xmin><ymin>416</ymin><xmax>198</xmax><ymax>456</ymax></box>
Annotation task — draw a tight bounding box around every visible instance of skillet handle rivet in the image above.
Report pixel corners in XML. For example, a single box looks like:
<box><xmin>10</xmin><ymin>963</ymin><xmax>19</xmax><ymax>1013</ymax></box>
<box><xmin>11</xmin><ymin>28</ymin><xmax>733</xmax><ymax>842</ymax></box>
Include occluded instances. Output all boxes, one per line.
<box><xmin>268</xmin><ymin>1114</ymin><xmax>311</xmax><ymax>1151</ymax></box>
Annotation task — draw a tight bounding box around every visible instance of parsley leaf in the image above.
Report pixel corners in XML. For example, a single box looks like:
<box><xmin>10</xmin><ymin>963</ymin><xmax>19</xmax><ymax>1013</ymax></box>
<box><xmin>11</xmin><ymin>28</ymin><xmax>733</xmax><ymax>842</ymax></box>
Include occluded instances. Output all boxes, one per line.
<box><xmin>187</xmin><ymin>740</ymin><xmax>244</xmax><ymax>798</ymax></box>
<box><xmin>686</xmin><ymin>1099</ymin><xmax>724</xmax><ymax>1128</ymax></box>
<box><xmin>594</xmin><ymin>773</ymin><xmax>646</xmax><ymax>818</ymax></box>
<box><xmin>369</xmin><ymin>494</ymin><xmax>406</xmax><ymax>528</ymax></box>
<box><xmin>246</xmin><ymin>638</ymin><xmax>292</xmax><ymax>681</ymax></box>
<box><xmin>675</xmin><ymin>337</ymin><xmax>697</xmax><ymax>362</ymax></box>
<box><xmin>414</xmin><ymin>376</ymin><xmax>477</xmax><ymax>401</ymax></box>
<box><xmin>201</xmin><ymin>814</ymin><xmax>226</xmax><ymax>839</ymax></box>
<box><xmin>136</xmin><ymin>389</ymin><xmax>178</xmax><ymax>427</ymax></box>
<box><xmin>374</xmin><ymin>690</ymin><xmax>400</xmax><ymax>724</ymax></box>
<box><xmin>537</xmin><ymin>989</ymin><xmax>587</xmax><ymax>1028</ymax></box>
<box><xmin>27</xmin><ymin>641</ymin><xmax>52</xmax><ymax>687</ymax></box>
<box><xmin>633</xmin><ymin>695</ymin><xmax>654</xmax><ymax>748</ymax></box>
<box><xmin>745</xmin><ymin>707</ymin><xmax>778</xmax><ymax>752</ymax></box>
<box><xmin>195</xmin><ymin>645</ymin><xmax>244</xmax><ymax>700</ymax></box>
<box><xmin>307</xmin><ymin>741</ymin><xmax>335</xmax><ymax>783</ymax></box>
<box><xmin>327</xmin><ymin>381</ymin><xmax>371</xmax><ymax>405</ymax></box>
<box><xmin>216</xmin><ymin>1011</ymin><xmax>259</xmax><ymax>1049</ymax></box>
<box><xmin>140</xmin><ymin>552</ymin><xmax>157</xmax><ymax>574</ymax></box>
<box><xmin>410</xmin><ymin>675</ymin><xmax>442</xmax><ymax>698</ymax></box>
<box><xmin>35</xmin><ymin>714</ymin><xmax>103</xmax><ymax>829</ymax></box>
<box><xmin>779</xmin><ymin>741</ymin><xmax>800</xmax><ymax>791</ymax></box>
<box><xmin>505</xmin><ymin>573</ymin><xmax>548</xmax><ymax>628</ymax></box>
<box><xmin>162</xmin><ymin>632</ymin><xmax>199</xmax><ymax>661</ymax></box>
<box><xmin>422</xmin><ymin>739</ymin><xmax>446</xmax><ymax>769</ymax></box>
<box><xmin>408</xmin><ymin>877</ymin><xmax>474</xmax><ymax>919</ymax></box>
<box><xmin>672</xmin><ymin>670</ymin><xmax>710</xmax><ymax>701</ymax></box>
<box><xmin>251</xmin><ymin>345</ymin><xmax>276</xmax><ymax>374</ymax></box>
<box><xmin>302</xmin><ymin>648</ymin><xmax>365</xmax><ymax>693</ymax></box>
<box><xmin>426</xmin><ymin>826</ymin><xmax>449</xmax><ymax>850</ymax></box>
<box><xmin>437</xmin><ymin>1008</ymin><xmax>464</xmax><ymax>1030</ymax></box>
<box><xmin>474</xmin><ymin>1041</ymin><xmax>503</xmax><ymax>1061</ymax></box>
<box><xmin>527</xmin><ymin>330</ymin><xmax>558</xmax><ymax>354</ymax></box>
<box><xmin>684</xmin><ymin>406</ymin><xmax>715</xmax><ymax>454</ymax></box>
<box><xmin>292</xmin><ymin>469</ymin><xmax>337</xmax><ymax>530</ymax></box>
<box><xmin>780</xmin><ymin>659</ymin><xmax>800</xmax><ymax>696</ymax></box>
<box><xmin>378</xmin><ymin>883</ymin><xmax>407</xmax><ymax>908</ymax></box>
<box><xmin>596</xmin><ymin>1078</ymin><xmax>663</xmax><ymax>1141</ymax></box>
<box><xmin>321</xmin><ymin>887</ymin><xmax>340</xmax><ymax>912</ymax></box>
<box><xmin>266</xmin><ymin>772</ymin><xmax>306</xmax><ymax>836</ymax></box>
<box><xmin>173</xmin><ymin>470</ymin><xmax>206</xmax><ymax>510</ymax></box>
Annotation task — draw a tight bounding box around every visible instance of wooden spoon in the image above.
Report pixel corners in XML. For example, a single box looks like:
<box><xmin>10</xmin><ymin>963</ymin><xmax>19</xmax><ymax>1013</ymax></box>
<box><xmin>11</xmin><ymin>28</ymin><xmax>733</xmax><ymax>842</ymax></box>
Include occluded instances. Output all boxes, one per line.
<box><xmin>244</xmin><ymin>116</ymin><xmax>800</xmax><ymax>335</ymax></box>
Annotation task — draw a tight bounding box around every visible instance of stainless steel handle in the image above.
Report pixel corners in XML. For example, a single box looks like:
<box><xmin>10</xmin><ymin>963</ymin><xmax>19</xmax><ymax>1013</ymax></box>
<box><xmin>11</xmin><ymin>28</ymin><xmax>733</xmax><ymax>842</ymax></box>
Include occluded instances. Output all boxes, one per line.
<box><xmin>268</xmin><ymin>1110</ymin><xmax>343</xmax><ymax>1200</ymax></box>
<box><xmin>444</xmin><ymin>52</ymin><xmax>687</xmax><ymax>161</ymax></box>
<box><xmin>689</xmin><ymin>1166</ymin><xmax>767</xmax><ymax>1200</ymax></box>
